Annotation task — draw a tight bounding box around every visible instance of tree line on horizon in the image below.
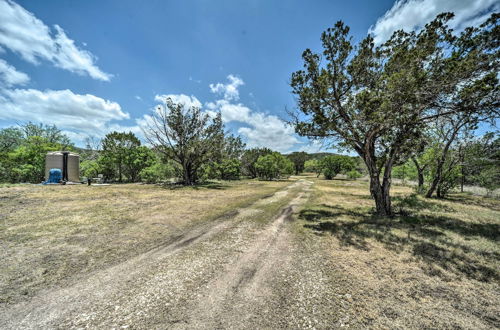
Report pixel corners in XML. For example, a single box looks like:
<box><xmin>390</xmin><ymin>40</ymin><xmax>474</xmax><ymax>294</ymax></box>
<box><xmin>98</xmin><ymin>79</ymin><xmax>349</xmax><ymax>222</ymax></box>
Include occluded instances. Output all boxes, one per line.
<box><xmin>0</xmin><ymin>121</ymin><xmax>362</xmax><ymax>185</ymax></box>
<box><xmin>0</xmin><ymin>119</ymin><xmax>496</xmax><ymax>198</ymax></box>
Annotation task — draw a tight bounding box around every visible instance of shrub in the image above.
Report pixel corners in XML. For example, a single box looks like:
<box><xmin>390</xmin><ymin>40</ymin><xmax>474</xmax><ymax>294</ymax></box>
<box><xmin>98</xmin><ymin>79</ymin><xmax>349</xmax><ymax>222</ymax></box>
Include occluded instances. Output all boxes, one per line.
<box><xmin>217</xmin><ymin>158</ymin><xmax>241</xmax><ymax>180</ymax></box>
<box><xmin>304</xmin><ymin>159</ymin><xmax>322</xmax><ymax>177</ymax></box>
<box><xmin>255</xmin><ymin>152</ymin><xmax>293</xmax><ymax>180</ymax></box>
<box><xmin>321</xmin><ymin>155</ymin><xmax>356</xmax><ymax>180</ymax></box>
<box><xmin>140</xmin><ymin>162</ymin><xmax>175</xmax><ymax>183</ymax></box>
<box><xmin>346</xmin><ymin>170</ymin><xmax>362</xmax><ymax>180</ymax></box>
<box><xmin>80</xmin><ymin>159</ymin><xmax>101</xmax><ymax>179</ymax></box>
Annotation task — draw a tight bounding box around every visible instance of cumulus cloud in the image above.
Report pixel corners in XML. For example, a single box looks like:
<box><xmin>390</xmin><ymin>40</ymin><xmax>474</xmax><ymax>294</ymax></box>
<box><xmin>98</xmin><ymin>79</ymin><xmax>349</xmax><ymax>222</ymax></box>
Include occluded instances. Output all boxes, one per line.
<box><xmin>205</xmin><ymin>99</ymin><xmax>299</xmax><ymax>152</ymax></box>
<box><xmin>0</xmin><ymin>0</ymin><xmax>111</xmax><ymax>81</ymax></box>
<box><xmin>154</xmin><ymin>94</ymin><xmax>202</xmax><ymax>110</ymax></box>
<box><xmin>369</xmin><ymin>0</ymin><xmax>499</xmax><ymax>44</ymax></box>
<box><xmin>142</xmin><ymin>76</ymin><xmax>300</xmax><ymax>152</ymax></box>
<box><xmin>0</xmin><ymin>58</ymin><xmax>29</xmax><ymax>87</ymax></box>
<box><xmin>0</xmin><ymin>88</ymin><xmax>128</xmax><ymax>136</ymax></box>
<box><xmin>209</xmin><ymin>74</ymin><xmax>244</xmax><ymax>101</ymax></box>
<box><xmin>205</xmin><ymin>75</ymin><xmax>299</xmax><ymax>151</ymax></box>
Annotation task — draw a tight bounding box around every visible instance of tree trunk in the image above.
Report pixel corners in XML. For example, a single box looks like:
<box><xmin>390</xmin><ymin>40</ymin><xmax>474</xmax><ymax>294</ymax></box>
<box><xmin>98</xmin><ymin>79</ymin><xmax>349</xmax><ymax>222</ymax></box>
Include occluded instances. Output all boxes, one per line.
<box><xmin>369</xmin><ymin>175</ymin><xmax>392</xmax><ymax>216</ymax></box>
<box><xmin>365</xmin><ymin>155</ymin><xmax>393</xmax><ymax>216</ymax></box>
<box><xmin>425</xmin><ymin>122</ymin><xmax>464</xmax><ymax>198</ymax></box>
<box><xmin>460</xmin><ymin>149</ymin><xmax>465</xmax><ymax>193</ymax></box>
<box><xmin>411</xmin><ymin>157</ymin><xmax>425</xmax><ymax>189</ymax></box>
<box><xmin>425</xmin><ymin>167</ymin><xmax>441</xmax><ymax>198</ymax></box>
<box><xmin>436</xmin><ymin>184</ymin><xmax>443</xmax><ymax>198</ymax></box>
<box><xmin>182</xmin><ymin>161</ymin><xmax>193</xmax><ymax>185</ymax></box>
<box><xmin>417</xmin><ymin>172</ymin><xmax>424</xmax><ymax>188</ymax></box>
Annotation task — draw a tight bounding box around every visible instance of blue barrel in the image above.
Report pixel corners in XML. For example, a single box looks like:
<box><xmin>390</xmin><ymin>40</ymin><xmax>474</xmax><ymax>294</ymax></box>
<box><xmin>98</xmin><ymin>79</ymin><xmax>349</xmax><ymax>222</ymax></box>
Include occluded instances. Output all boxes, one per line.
<box><xmin>44</xmin><ymin>168</ymin><xmax>62</xmax><ymax>184</ymax></box>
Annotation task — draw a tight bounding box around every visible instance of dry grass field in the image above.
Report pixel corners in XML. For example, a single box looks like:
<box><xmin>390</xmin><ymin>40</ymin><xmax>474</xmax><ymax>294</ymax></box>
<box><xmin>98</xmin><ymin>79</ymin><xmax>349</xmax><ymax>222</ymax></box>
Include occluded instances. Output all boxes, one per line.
<box><xmin>294</xmin><ymin>176</ymin><xmax>500</xmax><ymax>328</ymax></box>
<box><xmin>1</xmin><ymin>177</ymin><xmax>499</xmax><ymax>329</ymax></box>
<box><xmin>0</xmin><ymin>180</ymin><xmax>290</xmax><ymax>304</ymax></box>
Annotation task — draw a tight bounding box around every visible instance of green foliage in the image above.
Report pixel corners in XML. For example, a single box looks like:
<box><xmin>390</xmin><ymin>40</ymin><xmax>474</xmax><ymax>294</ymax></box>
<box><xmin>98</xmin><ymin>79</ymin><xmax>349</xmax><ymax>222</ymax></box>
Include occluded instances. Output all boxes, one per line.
<box><xmin>80</xmin><ymin>159</ymin><xmax>101</xmax><ymax>179</ymax></box>
<box><xmin>0</xmin><ymin>123</ymin><xmax>73</xmax><ymax>183</ymax></box>
<box><xmin>123</xmin><ymin>146</ymin><xmax>155</xmax><ymax>182</ymax></box>
<box><xmin>7</xmin><ymin>136</ymin><xmax>62</xmax><ymax>183</ymax></box>
<box><xmin>346</xmin><ymin>169</ymin><xmax>362</xmax><ymax>180</ymax></box>
<box><xmin>100</xmin><ymin>131</ymin><xmax>151</xmax><ymax>182</ymax></box>
<box><xmin>287</xmin><ymin>151</ymin><xmax>308</xmax><ymax>175</ymax></box>
<box><xmin>10</xmin><ymin>164</ymin><xmax>37</xmax><ymax>183</ymax></box>
<box><xmin>0</xmin><ymin>127</ymin><xmax>23</xmax><ymax>153</ymax></box>
<box><xmin>241</xmin><ymin>148</ymin><xmax>273</xmax><ymax>178</ymax></box>
<box><xmin>205</xmin><ymin>134</ymin><xmax>245</xmax><ymax>180</ymax></box>
<box><xmin>221</xmin><ymin>135</ymin><xmax>246</xmax><ymax>160</ymax></box>
<box><xmin>475</xmin><ymin>167</ymin><xmax>500</xmax><ymax>196</ymax></box>
<box><xmin>304</xmin><ymin>158</ymin><xmax>323</xmax><ymax>177</ymax></box>
<box><xmin>140</xmin><ymin>161</ymin><xmax>175</xmax><ymax>184</ymax></box>
<box><xmin>290</xmin><ymin>13</ymin><xmax>499</xmax><ymax>215</ymax></box>
<box><xmin>462</xmin><ymin>132</ymin><xmax>500</xmax><ymax>193</ymax></box>
<box><xmin>422</xmin><ymin>144</ymin><xmax>461</xmax><ymax>198</ymax></box>
<box><xmin>321</xmin><ymin>155</ymin><xmax>356</xmax><ymax>180</ymax></box>
<box><xmin>304</xmin><ymin>159</ymin><xmax>318</xmax><ymax>172</ymax></box>
<box><xmin>437</xmin><ymin>163</ymin><xmax>461</xmax><ymax>197</ymax></box>
<box><xmin>255</xmin><ymin>152</ymin><xmax>293</xmax><ymax>180</ymax></box>
<box><xmin>392</xmin><ymin>163</ymin><xmax>417</xmax><ymax>182</ymax></box>
<box><xmin>20</xmin><ymin>122</ymin><xmax>72</xmax><ymax>147</ymax></box>
<box><xmin>217</xmin><ymin>158</ymin><xmax>242</xmax><ymax>180</ymax></box>
<box><xmin>143</xmin><ymin>99</ymin><xmax>225</xmax><ymax>185</ymax></box>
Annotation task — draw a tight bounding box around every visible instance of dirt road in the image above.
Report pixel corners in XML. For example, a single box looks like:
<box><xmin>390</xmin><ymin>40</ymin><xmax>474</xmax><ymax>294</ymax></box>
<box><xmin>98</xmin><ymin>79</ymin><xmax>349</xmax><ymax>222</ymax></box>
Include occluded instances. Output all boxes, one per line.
<box><xmin>1</xmin><ymin>179</ymin><xmax>347</xmax><ymax>329</ymax></box>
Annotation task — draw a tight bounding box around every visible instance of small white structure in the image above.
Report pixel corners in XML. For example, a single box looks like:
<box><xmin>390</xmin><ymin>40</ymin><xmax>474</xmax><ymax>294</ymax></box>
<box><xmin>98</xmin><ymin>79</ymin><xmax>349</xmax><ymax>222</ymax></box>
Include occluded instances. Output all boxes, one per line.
<box><xmin>45</xmin><ymin>151</ymin><xmax>80</xmax><ymax>182</ymax></box>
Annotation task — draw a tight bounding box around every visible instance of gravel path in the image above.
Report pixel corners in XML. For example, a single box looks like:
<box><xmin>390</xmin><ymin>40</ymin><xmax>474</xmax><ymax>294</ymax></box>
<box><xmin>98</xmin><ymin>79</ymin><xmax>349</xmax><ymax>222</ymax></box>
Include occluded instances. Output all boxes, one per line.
<box><xmin>1</xmin><ymin>179</ymin><xmax>345</xmax><ymax>329</ymax></box>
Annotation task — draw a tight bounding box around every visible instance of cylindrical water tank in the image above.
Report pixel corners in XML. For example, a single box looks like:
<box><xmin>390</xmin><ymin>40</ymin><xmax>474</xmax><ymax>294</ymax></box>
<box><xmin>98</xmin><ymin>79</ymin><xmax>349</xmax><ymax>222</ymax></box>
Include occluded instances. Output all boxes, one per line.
<box><xmin>45</xmin><ymin>151</ymin><xmax>80</xmax><ymax>182</ymax></box>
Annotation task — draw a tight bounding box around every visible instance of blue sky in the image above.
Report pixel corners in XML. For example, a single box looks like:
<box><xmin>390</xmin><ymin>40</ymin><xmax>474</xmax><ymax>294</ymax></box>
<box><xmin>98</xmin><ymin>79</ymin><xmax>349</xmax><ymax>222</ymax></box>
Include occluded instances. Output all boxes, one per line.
<box><xmin>0</xmin><ymin>0</ymin><xmax>498</xmax><ymax>152</ymax></box>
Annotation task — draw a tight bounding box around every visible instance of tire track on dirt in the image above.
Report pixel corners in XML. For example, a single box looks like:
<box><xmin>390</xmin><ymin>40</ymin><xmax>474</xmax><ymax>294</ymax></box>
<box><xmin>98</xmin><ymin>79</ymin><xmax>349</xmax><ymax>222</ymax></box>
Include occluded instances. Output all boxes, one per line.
<box><xmin>180</xmin><ymin>180</ymin><xmax>313</xmax><ymax>329</ymax></box>
<box><xmin>0</xmin><ymin>180</ymin><xmax>307</xmax><ymax>329</ymax></box>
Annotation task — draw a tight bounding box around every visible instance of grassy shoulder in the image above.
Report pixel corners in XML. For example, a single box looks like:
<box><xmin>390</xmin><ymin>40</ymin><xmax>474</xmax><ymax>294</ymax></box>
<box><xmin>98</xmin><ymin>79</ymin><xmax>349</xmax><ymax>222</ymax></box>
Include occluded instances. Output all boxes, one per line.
<box><xmin>292</xmin><ymin>175</ymin><xmax>500</xmax><ymax>329</ymax></box>
<box><xmin>0</xmin><ymin>179</ymin><xmax>291</xmax><ymax>304</ymax></box>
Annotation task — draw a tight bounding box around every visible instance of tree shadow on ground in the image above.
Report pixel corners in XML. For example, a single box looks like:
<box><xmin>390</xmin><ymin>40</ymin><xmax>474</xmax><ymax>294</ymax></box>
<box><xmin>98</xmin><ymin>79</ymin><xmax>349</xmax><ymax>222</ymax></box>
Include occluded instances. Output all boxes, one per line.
<box><xmin>393</xmin><ymin>194</ymin><xmax>455</xmax><ymax>213</ymax></box>
<box><xmin>443</xmin><ymin>194</ymin><xmax>500</xmax><ymax>212</ymax></box>
<box><xmin>160</xmin><ymin>181</ymin><xmax>229</xmax><ymax>190</ymax></box>
<box><xmin>299</xmin><ymin>204</ymin><xmax>499</xmax><ymax>282</ymax></box>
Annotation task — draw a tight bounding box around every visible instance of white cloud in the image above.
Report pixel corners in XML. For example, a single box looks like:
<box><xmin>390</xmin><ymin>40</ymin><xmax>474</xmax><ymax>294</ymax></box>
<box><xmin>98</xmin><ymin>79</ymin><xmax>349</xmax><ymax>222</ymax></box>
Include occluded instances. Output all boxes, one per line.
<box><xmin>155</xmin><ymin>94</ymin><xmax>202</xmax><ymax>109</ymax></box>
<box><xmin>143</xmin><ymin>75</ymin><xmax>300</xmax><ymax>152</ymax></box>
<box><xmin>369</xmin><ymin>0</ymin><xmax>499</xmax><ymax>44</ymax></box>
<box><xmin>205</xmin><ymin>99</ymin><xmax>299</xmax><ymax>152</ymax></box>
<box><xmin>209</xmin><ymin>74</ymin><xmax>244</xmax><ymax>101</ymax></box>
<box><xmin>0</xmin><ymin>58</ymin><xmax>29</xmax><ymax>87</ymax></box>
<box><xmin>0</xmin><ymin>88</ymin><xmax>128</xmax><ymax>136</ymax></box>
<box><xmin>206</xmin><ymin>75</ymin><xmax>299</xmax><ymax>151</ymax></box>
<box><xmin>0</xmin><ymin>0</ymin><xmax>111</xmax><ymax>81</ymax></box>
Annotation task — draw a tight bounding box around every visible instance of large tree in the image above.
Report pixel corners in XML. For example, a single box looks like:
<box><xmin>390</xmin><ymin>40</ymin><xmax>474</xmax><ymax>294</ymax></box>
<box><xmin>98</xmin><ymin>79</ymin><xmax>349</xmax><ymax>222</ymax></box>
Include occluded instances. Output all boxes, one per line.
<box><xmin>143</xmin><ymin>98</ymin><xmax>224</xmax><ymax>185</ymax></box>
<box><xmin>288</xmin><ymin>151</ymin><xmax>308</xmax><ymax>175</ymax></box>
<box><xmin>0</xmin><ymin>124</ymin><xmax>72</xmax><ymax>183</ymax></box>
<box><xmin>101</xmin><ymin>131</ymin><xmax>141</xmax><ymax>182</ymax></box>
<box><xmin>241</xmin><ymin>147</ymin><xmax>273</xmax><ymax>178</ymax></box>
<box><xmin>0</xmin><ymin>127</ymin><xmax>23</xmax><ymax>153</ymax></box>
<box><xmin>461</xmin><ymin>132</ymin><xmax>500</xmax><ymax>195</ymax></box>
<box><xmin>320</xmin><ymin>155</ymin><xmax>356</xmax><ymax>180</ymax></box>
<box><xmin>123</xmin><ymin>146</ymin><xmax>155</xmax><ymax>182</ymax></box>
<box><xmin>255</xmin><ymin>152</ymin><xmax>294</xmax><ymax>181</ymax></box>
<box><xmin>20</xmin><ymin>122</ymin><xmax>72</xmax><ymax>148</ymax></box>
<box><xmin>290</xmin><ymin>13</ymin><xmax>499</xmax><ymax>216</ymax></box>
